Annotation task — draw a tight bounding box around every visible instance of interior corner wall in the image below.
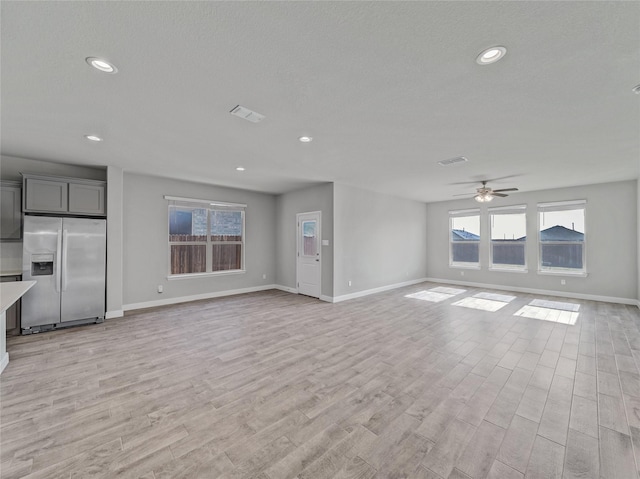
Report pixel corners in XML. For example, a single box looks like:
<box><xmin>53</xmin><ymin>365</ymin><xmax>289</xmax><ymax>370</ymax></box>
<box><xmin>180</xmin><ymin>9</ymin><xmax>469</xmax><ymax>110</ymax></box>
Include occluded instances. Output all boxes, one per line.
<box><xmin>275</xmin><ymin>183</ymin><xmax>334</xmax><ymax>298</ymax></box>
<box><xmin>106</xmin><ymin>166</ymin><xmax>124</xmax><ymax>317</ymax></box>
<box><xmin>426</xmin><ymin>180</ymin><xmax>638</xmax><ymax>302</ymax></box>
<box><xmin>637</xmin><ymin>178</ymin><xmax>640</xmax><ymax>304</ymax></box>
<box><xmin>333</xmin><ymin>184</ymin><xmax>428</xmax><ymax>298</ymax></box>
<box><xmin>122</xmin><ymin>173</ymin><xmax>277</xmax><ymax>307</ymax></box>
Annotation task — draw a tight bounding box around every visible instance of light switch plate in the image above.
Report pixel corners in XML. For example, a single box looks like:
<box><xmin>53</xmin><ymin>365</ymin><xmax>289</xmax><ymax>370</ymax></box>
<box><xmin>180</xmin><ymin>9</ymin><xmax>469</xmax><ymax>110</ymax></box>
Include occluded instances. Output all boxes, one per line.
<box><xmin>322</xmin><ymin>239</ymin><xmax>329</xmax><ymax>246</ymax></box>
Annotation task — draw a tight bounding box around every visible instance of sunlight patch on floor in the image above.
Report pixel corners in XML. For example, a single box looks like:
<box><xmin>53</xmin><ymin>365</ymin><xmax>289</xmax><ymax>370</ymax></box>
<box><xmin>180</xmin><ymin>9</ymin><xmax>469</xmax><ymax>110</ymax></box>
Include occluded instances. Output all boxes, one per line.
<box><xmin>452</xmin><ymin>297</ymin><xmax>510</xmax><ymax>312</ymax></box>
<box><xmin>473</xmin><ymin>292</ymin><xmax>517</xmax><ymax>303</ymax></box>
<box><xmin>431</xmin><ymin>286</ymin><xmax>467</xmax><ymax>295</ymax></box>
<box><xmin>529</xmin><ymin>299</ymin><xmax>580</xmax><ymax>312</ymax></box>
<box><xmin>405</xmin><ymin>286</ymin><xmax>466</xmax><ymax>303</ymax></box>
<box><xmin>514</xmin><ymin>304</ymin><xmax>579</xmax><ymax>325</ymax></box>
<box><xmin>405</xmin><ymin>290</ymin><xmax>454</xmax><ymax>303</ymax></box>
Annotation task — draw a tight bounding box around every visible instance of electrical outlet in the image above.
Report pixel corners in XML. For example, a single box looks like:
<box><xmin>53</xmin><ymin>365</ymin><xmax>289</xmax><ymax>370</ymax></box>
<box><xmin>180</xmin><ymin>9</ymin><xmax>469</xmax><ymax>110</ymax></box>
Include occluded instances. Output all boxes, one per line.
<box><xmin>561</xmin><ymin>279</ymin><xmax>566</xmax><ymax>285</ymax></box>
<box><xmin>460</xmin><ymin>271</ymin><xmax>465</xmax><ymax>276</ymax></box>
<box><xmin>262</xmin><ymin>273</ymin><xmax>266</xmax><ymax>279</ymax></box>
<box><xmin>348</xmin><ymin>280</ymin><xmax>352</xmax><ymax>287</ymax></box>
<box><xmin>157</xmin><ymin>284</ymin><xmax>163</xmax><ymax>293</ymax></box>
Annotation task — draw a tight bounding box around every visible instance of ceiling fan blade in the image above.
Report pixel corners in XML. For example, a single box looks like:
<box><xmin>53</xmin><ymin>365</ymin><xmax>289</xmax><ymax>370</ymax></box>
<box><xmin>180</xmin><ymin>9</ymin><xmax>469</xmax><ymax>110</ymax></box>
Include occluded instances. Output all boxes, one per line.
<box><xmin>452</xmin><ymin>193</ymin><xmax>475</xmax><ymax>197</ymax></box>
<box><xmin>491</xmin><ymin>192</ymin><xmax>509</xmax><ymax>197</ymax></box>
<box><xmin>449</xmin><ymin>174</ymin><xmax>520</xmax><ymax>186</ymax></box>
<box><xmin>492</xmin><ymin>188</ymin><xmax>519</xmax><ymax>193</ymax></box>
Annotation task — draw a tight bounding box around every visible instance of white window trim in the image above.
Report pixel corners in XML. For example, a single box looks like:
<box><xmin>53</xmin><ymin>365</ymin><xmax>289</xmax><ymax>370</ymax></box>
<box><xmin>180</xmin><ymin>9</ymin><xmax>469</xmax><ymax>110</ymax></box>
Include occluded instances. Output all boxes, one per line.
<box><xmin>449</xmin><ymin>209</ymin><xmax>481</xmax><ymax>268</ymax></box>
<box><xmin>488</xmin><ymin>205</ymin><xmax>527</xmax><ymax>271</ymax></box>
<box><xmin>167</xmin><ymin>270</ymin><xmax>246</xmax><ymax>280</ymax></box>
<box><xmin>489</xmin><ymin>266</ymin><xmax>529</xmax><ymax>273</ymax></box>
<box><xmin>167</xmin><ymin>198</ymin><xmax>246</xmax><ymax>277</ymax></box>
<box><xmin>537</xmin><ymin>200</ymin><xmax>586</xmax><ymax>275</ymax></box>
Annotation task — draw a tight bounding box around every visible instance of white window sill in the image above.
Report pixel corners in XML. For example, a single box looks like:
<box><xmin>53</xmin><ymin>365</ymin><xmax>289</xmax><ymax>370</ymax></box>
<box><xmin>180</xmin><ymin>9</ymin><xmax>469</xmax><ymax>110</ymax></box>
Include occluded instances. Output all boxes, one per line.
<box><xmin>168</xmin><ymin>270</ymin><xmax>246</xmax><ymax>280</ymax></box>
<box><xmin>489</xmin><ymin>267</ymin><xmax>528</xmax><ymax>274</ymax></box>
<box><xmin>449</xmin><ymin>264</ymin><xmax>481</xmax><ymax>270</ymax></box>
<box><xmin>537</xmin><ymin>270</ymin><xmax>587</xmax><ymax>278</ymax></box>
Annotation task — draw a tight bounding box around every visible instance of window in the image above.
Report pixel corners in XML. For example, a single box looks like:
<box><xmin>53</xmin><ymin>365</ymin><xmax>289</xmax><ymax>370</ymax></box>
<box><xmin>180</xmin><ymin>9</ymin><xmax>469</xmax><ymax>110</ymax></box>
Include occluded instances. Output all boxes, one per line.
<box><xmin>538</xmin><ymin>200</ymin><xmax>585</xmax><ymax>274</ymax></box>
<box><xmin>449</xmin><ymin>209</ymin><xmax>480</xmax><ymax>268</ymax></box>
<box><xmin>489</xmin><ymin>205</ymin><xmax>527</xmax><ymax>271</ymax></box>
<box><xmin>167</xmin><ymin>197</ymin><xmax>245</xmax><ymax>276</ymax></box>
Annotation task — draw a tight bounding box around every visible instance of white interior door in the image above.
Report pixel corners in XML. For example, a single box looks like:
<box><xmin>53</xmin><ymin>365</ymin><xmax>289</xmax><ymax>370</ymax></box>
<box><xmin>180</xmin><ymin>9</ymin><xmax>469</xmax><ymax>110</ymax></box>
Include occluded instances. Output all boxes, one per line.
<box><xmin>296</xmin><ymin>211</ymin><xmax>321</xmax><ymax>298</ymax></box>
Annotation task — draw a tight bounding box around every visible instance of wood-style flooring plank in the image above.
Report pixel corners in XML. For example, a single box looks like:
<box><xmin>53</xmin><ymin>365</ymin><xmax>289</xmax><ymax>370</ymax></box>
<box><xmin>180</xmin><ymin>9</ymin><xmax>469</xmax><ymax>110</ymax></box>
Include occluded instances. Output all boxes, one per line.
<box><xmin>1</xmin><ymin>286</ymin><xmax>639</xmax><ymax>479</ymax></box>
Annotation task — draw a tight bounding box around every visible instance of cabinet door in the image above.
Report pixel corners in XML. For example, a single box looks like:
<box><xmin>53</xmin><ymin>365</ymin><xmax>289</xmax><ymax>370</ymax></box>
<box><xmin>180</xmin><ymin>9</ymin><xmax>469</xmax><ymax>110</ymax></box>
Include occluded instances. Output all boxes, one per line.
<box><xmin>25</xmin><ymin>179</ymin><xmax>68</xmax><ymax>212</ymax></box>
<box><xmin>0</xmin><ymin>186</ymin><xmax>22</xmax><ymax>239</ymax></box>
<box><xmin>68</xmin><ymin>183</ymin><xmax>105</xmax><ymax>215</ymax></box>
<box><xmin>0</xmin><ymin>276</ymin><xmax>21</xmax><ymax>332</ymax></box>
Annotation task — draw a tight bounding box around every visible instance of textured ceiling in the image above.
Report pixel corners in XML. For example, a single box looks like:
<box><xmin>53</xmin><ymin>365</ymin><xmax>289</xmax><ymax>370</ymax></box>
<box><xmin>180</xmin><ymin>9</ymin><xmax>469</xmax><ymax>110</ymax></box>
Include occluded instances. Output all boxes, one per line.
<box><xmin>1</xmin><ymin>1</ymin><xmax>639</xmax><ymax>202</ymax></box>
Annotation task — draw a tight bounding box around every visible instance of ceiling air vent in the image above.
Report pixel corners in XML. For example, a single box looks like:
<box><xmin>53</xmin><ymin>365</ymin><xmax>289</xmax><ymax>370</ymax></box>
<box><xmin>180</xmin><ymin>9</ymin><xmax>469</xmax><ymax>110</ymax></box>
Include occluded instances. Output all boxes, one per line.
<box><xmin>438</xmin><ymin>156</ymin><xmax>468</xmax><ymax>166</ymax></box>
<box><xmin>230</xmin><ymin>105</ymin><xmax>265</xmax><ymax>123</ymax></box>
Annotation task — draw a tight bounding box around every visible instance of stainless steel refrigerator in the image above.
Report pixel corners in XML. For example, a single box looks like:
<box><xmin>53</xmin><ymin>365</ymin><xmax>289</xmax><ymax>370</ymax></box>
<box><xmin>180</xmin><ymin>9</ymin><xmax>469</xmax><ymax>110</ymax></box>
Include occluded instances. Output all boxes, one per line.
<box><xmin>22</xmin><ymin>216</ymin><xmax>106</xmax><ymax>333</ymax></box>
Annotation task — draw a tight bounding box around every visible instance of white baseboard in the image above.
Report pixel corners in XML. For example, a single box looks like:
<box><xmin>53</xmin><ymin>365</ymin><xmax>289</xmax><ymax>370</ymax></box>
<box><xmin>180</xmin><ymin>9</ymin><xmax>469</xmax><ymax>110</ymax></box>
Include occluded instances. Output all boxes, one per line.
<box><xmin>424</xmin><ymin>277</ymin><xmax>637</xmax><ymax>306</ymax></box>
<box><xmin>123</xmin><ymin>284</ymin><xmax>278</xmax><ymax>311</ymax></box>
<box><xmin>331</xmin><ymin>278</ymin><xmax>428</xmax><ymax>303</ymax></box>
<box><xmin>319</xmin><ymin>295</ymin><xmax>333</xmax><ymax>303</ymax></box>
<box><xmin>0</xmin><ymin>352</ymin><xmax>9</xmax><ymax>375</ymax></box>
<box><xmin>105</xmin><ymin>310</ymin><xmax>124</xmax><ymax>319</ymax></box>
<box><xmin>274</xmin><ymin>285</ymin><xmax>298</xmax><ymax>294</ymax></box>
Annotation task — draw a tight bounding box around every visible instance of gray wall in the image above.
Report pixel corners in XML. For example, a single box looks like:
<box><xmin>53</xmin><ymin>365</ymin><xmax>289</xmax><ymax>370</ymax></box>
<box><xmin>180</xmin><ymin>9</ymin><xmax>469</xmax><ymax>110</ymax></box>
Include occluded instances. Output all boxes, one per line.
<box><xmin>426</xmin><ymin>180</ymin><xmax>638</xmax><ymax>301</ymax></box>
<box><xmin>333</xmin><ymin>183</ymin><xmax>428</xmax><ymax>297</ymax></box>
<box><xmin>275</xmin><ymin>183</ymin><xmax>334</xmax><ymax>298</ymax></box>
<box><xmin>1</xmin><ymin>155</ymin><xmax>106</xmax><ymax>182</ymax></box>
<box><xmin>123</xmin><ymin>173</ymin><xmax>277</xmax><ymax>306</ymax></box>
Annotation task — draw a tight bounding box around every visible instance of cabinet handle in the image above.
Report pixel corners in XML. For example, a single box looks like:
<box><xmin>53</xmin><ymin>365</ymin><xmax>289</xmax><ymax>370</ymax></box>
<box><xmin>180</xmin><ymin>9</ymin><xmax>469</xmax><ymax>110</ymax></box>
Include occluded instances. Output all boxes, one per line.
<box><xmin>55</xmin><ymin>229</ymin><xmax>62</xmax><ymax>293</ymax></box>
<box><xmin>62</xmin><ymin>229</ymin><xmax>68</xmax><ymax>292</ymax></box>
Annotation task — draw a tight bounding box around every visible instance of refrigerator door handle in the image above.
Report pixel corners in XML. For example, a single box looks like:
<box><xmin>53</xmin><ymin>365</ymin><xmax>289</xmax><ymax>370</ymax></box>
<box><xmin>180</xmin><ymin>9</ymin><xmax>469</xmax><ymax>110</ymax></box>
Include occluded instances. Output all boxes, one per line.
<box><xmin>62</xmin><ymin>229</ymin><xmax>69</xmax><ymax>292</ymax></box>
<box><xmin>56</xmin><ymin>229</ymin><xmax>62</xmax><ymax>293</ymax></box>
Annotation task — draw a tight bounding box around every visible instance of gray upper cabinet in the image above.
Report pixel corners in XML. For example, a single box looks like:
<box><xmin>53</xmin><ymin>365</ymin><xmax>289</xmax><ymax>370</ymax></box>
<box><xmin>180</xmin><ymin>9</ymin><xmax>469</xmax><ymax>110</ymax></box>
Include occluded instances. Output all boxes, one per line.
<box><xmin>25</xmin><ymin>178</ymin><xmax>68</xmax><ymax>212</ymax></box>
<box><xmin>0</xmin><ymin>182</ymin><xmax>22</xmax><ymax>240</ymax></box>
<box><xmin>23</xmin><ymin>174</ymin><xmax>106</xmax><ymax>216</ymax></box>
<box><xmin>68</xmin><ymin>183</ymin><xmax>105</xmax><ymax>215</ymax></box>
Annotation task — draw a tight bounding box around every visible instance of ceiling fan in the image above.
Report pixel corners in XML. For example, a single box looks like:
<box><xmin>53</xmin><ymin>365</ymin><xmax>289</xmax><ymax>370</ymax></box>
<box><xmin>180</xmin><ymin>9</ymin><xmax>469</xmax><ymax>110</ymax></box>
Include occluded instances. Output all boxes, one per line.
<box><xmin>454</xmin><ymin>180</ymin><xmax>519</xmax><ymax>203</ymax></box>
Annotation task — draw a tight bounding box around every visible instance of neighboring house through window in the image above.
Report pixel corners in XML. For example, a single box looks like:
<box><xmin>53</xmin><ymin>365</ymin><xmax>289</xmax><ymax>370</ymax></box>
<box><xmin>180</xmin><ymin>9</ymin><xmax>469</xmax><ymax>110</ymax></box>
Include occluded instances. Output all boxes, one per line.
<box><xmin>166</xmin><ymin>196</ymin><xmax>245</xmax><ymax>277</ymax></box>
<box><xmin>538</xmin><ymin>200</ymin><xmax>586</xmax><ymax>274</ymax></box>
<box><xmin>449</xmin><ymin>209</ymin><xmax>480</xmax><ymax>268</ymax></box>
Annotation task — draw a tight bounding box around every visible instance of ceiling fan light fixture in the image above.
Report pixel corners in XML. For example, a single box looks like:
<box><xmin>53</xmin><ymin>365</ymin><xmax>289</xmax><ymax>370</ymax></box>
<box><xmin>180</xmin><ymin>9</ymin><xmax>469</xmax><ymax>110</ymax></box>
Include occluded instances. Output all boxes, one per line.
<box><xmin>475</xmin><ymin>193</ymin><xmax>493</xmax><ymax>203</ymax></box>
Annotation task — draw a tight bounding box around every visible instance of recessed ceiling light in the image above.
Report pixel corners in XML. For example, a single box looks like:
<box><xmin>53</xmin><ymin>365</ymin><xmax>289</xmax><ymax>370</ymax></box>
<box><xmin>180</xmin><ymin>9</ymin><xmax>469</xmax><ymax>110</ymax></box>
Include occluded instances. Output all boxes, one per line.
<box><xmin>84</xmin><ymin>135</ymin><xmax>103</xmax><ymax>142</ymax></box>
<box><xmin>298</xmin><ymin>136</ymin><xmax>313</xmax><ymax>143</ymax></box>
<box><xmin>236</xmin><ymin>167</ymin><xmax>245</xmax><ymax>171</ymax></box>
<box><xmin>476</xmin><ymin>46</ymin><xmax>507</xmax><ymax>65</ymax></box>
<box><xmin>633</xmin><ymin>84</ymin><xmax>640</xmax><ymax>95</ymax></box>
<box><xmin>86</xmin><ymin>57</ymin><xmax>117</xmax><ymax>73</ymax></box>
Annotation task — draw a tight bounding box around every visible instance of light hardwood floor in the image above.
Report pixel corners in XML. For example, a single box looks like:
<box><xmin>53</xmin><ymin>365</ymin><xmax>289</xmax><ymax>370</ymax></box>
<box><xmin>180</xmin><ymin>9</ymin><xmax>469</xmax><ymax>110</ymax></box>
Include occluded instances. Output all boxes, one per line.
<box><xmin>1</xmin><ymin>283</ymin><xmax>640</xmax><ymax>479</ymax></box>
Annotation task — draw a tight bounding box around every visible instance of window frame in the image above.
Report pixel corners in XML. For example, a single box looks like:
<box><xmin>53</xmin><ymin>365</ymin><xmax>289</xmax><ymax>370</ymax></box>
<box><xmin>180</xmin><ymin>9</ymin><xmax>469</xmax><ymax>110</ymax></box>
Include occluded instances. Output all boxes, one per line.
<box><xmin>449</xmin><ymin>208</ymin><xmax>481</xmax><ymax>269</ymax></box>
<box><xmin>488</xmin><ymin>204</ymin><xmax>528</xmax><ymax>272</ymax></box>
<box><xmin>537</xmin><ymin>200</ymin><xmax>587</xmax><ymax>276</ymax></box>
<box><xmin>166</xmin><ymin>196</ymin><xmax>246</xmax><ymax>279</ymax></box>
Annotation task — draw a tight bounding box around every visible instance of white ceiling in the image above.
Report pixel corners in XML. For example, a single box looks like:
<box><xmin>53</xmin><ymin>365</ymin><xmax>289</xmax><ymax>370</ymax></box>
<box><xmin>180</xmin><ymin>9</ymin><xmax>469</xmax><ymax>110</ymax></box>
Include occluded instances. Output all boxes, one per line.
<box><xmin>2</xmin><ymin>1</ymin><xmax>639</xmax><ymax>202</ymax></box>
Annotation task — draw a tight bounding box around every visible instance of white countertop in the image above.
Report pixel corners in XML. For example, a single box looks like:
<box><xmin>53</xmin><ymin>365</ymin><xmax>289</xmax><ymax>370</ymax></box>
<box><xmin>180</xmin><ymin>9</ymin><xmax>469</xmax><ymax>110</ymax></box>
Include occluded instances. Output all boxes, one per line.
<box><xmin>0</xmin><ymin>281</ymin><xmax>36</xmax><ymax>313</ymax></box>
<box><xmin>0</xmin><ymin>271</ymin><xmax>22</xmax><ymax>277</ymax></box>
